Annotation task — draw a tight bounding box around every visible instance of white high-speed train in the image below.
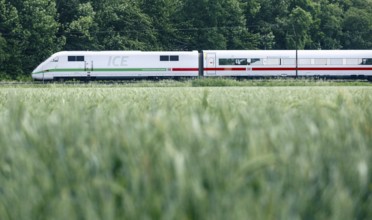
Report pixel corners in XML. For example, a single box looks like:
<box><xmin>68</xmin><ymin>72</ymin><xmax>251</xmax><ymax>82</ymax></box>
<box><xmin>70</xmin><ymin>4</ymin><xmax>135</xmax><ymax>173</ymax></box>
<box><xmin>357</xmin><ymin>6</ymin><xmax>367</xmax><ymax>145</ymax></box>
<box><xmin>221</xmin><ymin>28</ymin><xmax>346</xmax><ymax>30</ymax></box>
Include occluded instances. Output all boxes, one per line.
<box><xmin>32</xmin><ymin>50</ymin><xmax>372</xmax><ymax>81</ymax></box>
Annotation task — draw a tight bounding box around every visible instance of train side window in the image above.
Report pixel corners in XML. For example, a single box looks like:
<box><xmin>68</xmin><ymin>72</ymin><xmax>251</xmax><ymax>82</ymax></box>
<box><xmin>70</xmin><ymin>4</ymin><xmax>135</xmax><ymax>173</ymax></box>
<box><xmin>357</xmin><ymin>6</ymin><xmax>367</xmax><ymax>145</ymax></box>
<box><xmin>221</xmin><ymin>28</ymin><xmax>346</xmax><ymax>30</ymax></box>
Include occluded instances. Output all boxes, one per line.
<box><xmin>219</xmin><ymin>58</ymin><xmax>247</xmax><ymax>65</ymax></box>
<box><xmin>68</xmin><ymin>56</ymin><xmax>76</xmax><ymax>62</ymax></box>
<box><xmin>282</xmin><ymin>59</ymin><xmax>295</xmax><ymax>65</ymax></box>
<box><xmin>314</xmin><ymin>59</ymin><xmax>327</xmax><ymax>65</ymax></box>
<box><xmin>170</xmin><ymin>55</ymin><xmax>179</xmax><ymax>61</ymax></box>
<box><xmin>250</xmin><ymin>58</ymin><xmax>262</xmax><ymax>66</ymax></box>
<box><xmin>236</xmin><ymin>59</ymin><xmax>248</xmax><ymax>65</ymax></box>
<box><xmin>330</xmin><ymin>59</ymin><xmax>343</xmax><ymax>65</ymax></box>
<box><xmin>219</xmin><ymin>59</ymin><xmax>232</xmax><ymax>65</ymax></box>
<box><xmin>160</xmin><ymin>56</ymin><xmax>169</xmax><ymax>61</ymax></box>
<box><xmin>346</xmin><ymin>59</ymin><xmax>359</xmax><ymax>65</ymax></box>
<box><xmin>361</xmin><ymin>58</ymin><xmax>372</xmax><ymax>65</ymax></box>
<box><xmin>299</xmin><ymin>59</ymin><xmax>311</xmax><ymax>65</ymax></box>
<box><xmin>264</xmin><ymin>58</ymin><xmax>280</xmax><ymax>65</ymax></box>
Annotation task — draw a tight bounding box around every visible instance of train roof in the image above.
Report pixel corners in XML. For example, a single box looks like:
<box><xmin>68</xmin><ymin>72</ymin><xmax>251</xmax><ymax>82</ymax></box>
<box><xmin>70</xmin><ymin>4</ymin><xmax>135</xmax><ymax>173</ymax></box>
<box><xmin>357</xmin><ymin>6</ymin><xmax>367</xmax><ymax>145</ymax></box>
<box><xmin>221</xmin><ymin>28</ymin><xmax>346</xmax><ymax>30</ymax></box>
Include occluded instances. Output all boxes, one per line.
<box><xmin>298</xmin><ymin>50</ymin><xmax>372</xmax><ymax>58</ymax></box>
<box><xmin>203</xmin><ymin>50</ymin><xmax>372</xmax><ymax>58</ymax></box>
<box><xmin>50</xmin><ymin>50</ymin><xmax>372</xmax><ymax>59</ymax></box>
<box><xmin>52</xmin><ymin>51</ymin><xmax>199</xmax><ymax>56</ymax></box>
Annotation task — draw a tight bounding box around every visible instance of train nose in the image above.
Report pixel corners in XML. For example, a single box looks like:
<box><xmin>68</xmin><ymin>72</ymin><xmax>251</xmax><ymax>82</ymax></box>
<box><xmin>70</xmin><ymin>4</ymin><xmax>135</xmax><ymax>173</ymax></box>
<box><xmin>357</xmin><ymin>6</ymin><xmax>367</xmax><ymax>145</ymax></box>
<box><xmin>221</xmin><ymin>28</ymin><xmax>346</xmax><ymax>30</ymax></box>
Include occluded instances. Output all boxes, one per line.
<box><xmin>31</xmin><ymin>67</ymin><xmax>44</xmax><ymax>80</ymax></box>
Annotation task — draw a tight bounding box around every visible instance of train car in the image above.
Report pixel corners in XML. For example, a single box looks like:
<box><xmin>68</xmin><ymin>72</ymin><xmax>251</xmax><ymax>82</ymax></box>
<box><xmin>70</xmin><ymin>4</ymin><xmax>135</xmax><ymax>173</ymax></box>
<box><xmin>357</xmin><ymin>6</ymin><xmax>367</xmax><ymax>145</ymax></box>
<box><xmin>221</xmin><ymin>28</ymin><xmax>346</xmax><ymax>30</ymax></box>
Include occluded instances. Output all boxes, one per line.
<box><xmin>32</xmin><ymin>51</ymin><xmax>199</xmax><ymax>80</ymax></box>
<box><xmin>203</xmin><ymin>50</ymin><xmax>296</xmax><ymax>77</ymax></box>
<box><xmin>203</xmin><ymin>50</ymin><xmax>372</xmax><ymax>79</ymax></box>
<box><xmin>297</xmin><ymin>50</ymin><xmax>372</xmax><ymax>79</ymax></box>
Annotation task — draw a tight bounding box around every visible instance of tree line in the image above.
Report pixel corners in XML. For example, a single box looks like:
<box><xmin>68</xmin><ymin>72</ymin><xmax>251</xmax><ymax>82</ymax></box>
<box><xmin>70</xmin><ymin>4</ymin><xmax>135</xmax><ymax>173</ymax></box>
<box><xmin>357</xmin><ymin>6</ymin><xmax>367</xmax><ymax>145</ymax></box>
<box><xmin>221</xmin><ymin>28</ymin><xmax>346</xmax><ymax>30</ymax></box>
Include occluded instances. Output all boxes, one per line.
<box><xmin>0</xmin><ymin>0</ymin><xmax>371</xmax><ymax>78</ymax></box>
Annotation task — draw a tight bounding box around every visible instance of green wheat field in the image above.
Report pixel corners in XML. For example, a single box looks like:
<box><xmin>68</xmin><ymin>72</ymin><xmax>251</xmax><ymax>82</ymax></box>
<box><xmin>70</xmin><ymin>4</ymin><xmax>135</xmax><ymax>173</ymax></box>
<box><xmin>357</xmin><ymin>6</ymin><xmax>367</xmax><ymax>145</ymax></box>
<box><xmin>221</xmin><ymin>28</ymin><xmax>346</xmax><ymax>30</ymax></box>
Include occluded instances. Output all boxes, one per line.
<box><xmin>0</xmin><ymin>80</ymin><xmax>371</xmax><ymax>219</ymax></box>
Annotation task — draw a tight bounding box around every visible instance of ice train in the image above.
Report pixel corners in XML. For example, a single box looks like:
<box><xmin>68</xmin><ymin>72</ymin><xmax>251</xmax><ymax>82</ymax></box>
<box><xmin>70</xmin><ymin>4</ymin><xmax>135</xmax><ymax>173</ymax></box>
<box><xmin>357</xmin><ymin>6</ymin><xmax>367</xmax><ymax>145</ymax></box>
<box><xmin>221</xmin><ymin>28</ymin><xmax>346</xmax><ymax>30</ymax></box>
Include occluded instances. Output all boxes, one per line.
<box><xmin>32</xmin><ymin>50</ymin><xmax>372</xmax><ymax>81</ymax></box>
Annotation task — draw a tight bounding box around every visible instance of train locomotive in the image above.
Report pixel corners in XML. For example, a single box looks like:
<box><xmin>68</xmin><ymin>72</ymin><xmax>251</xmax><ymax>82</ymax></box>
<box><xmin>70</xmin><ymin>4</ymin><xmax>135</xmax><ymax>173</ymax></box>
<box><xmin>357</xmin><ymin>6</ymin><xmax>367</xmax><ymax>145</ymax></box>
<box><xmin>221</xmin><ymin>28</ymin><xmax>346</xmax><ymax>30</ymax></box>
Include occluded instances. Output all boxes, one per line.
<box><xmin>32</xmin><ymin>50</ymin><xmax>372</xmax><ymax>81</ymax></box>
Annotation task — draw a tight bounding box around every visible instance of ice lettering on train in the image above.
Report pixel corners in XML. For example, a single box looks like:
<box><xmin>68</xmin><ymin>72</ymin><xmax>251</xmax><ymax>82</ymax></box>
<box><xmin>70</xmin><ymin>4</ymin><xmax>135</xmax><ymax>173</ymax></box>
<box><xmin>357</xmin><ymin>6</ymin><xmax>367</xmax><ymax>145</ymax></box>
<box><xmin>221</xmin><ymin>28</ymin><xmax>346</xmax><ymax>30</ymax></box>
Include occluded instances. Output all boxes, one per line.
<box><xmin>107</xmin><ymin>56</ymin><xmax>128</xmax><ymax>67</ymax></box>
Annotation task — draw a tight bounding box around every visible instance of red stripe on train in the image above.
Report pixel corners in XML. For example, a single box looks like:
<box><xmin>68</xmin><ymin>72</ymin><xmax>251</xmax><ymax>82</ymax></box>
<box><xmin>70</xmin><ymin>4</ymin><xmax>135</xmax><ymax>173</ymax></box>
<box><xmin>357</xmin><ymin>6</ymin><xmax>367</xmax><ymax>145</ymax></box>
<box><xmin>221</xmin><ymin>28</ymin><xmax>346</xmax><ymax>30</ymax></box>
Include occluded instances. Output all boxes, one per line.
<box><xmin>253</xmin><ymin>67</ymin><xmax>372</xmax><ymax>71</ymax></box>
<box><xmin>172</xmin><ymin>67</ymin><xmax>372</xmax><ymax>71</ymax></box>
<box><xmin>298</xmin><ymin>67</ymin><xmax>372</xmax><ymax>71</ymax></box>
<box><xmin>252</xmin><ymin>68</ymin><xmax>296</xmax><ymax>71</ymax></box>
<box><xmin>204</xmin><ymin>68</ymin><xmax>247</xmax><ymax>71</ymax></box>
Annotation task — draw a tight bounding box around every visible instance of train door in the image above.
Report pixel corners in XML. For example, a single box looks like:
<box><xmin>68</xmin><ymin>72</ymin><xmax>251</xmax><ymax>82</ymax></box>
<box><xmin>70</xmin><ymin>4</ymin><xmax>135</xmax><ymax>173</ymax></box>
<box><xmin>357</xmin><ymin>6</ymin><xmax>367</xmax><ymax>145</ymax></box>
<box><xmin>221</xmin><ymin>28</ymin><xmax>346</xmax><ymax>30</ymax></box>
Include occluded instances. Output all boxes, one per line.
<box><xmin>84</xmin><ymin>57</ymin><xmax>93</xmax><ymax>78</ymax></box>
<box><xmin>205</xmin><ymin>53</ymin><xmax>216</xmax><ymax>75</ymax></box>
<box><xmin>84</xmin><ymin>56</ymin><xmax>92</xmax><ymax>77</ymax></box>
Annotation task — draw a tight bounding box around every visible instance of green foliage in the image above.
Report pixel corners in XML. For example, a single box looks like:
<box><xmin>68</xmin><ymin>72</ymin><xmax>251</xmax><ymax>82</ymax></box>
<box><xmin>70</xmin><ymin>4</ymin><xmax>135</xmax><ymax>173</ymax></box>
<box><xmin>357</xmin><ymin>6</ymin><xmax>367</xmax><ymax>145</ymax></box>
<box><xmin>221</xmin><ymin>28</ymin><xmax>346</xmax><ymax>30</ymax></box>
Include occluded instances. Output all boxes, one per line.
<box><xmin>342</xmin><ymin>8</ymin><xmax>372</xmax><ymax>49</ymax></box>
<box><xmin>139</xmin><ymin>0</ymin><xmax>183</xmax><ymax>50</ymax></box>
<box><xmin>178</xmin><ymin>0</ymin><xmax>258</xmax><ymax>50</ymax></box>
<box><xmin>92</xmin><ymin>0</ymin><xmax>156</xmax><ymax>50</ymax></box>
<box><xmin>16</xmin><ymin>0</ymin><xmax>63</xmax><ymax>71</ymax></box>
<box><xmin>64</xmin><ymin>2</ymin><xmax>98</xmax><ymax>50</ymax></box>
<box><xmin>0</xmin><ymin>0</ymin><xmax>63</xmax><ymax>78</ymax></box>
<box><xmin>0</xmin><ymin>0</ymin><xmax>22</xmax><ymax>78</ymax></box>
<box><xmin>0</xmin><ymin>86</ymin><xmax>371</xmax><ymax>219</ymax></box>
<box><xmin>312</xmin><ymin>2</ymin><xmax>343</xmax><ymax>49</ymax></box>
<box><xmin>286</xmin><ymin>7</ymin><xmax>314</xmax><ymax>49</ymax></box>
<box><xmin>0</xmin><ymin>34</ymin><xmax>6</xmax><ymax>65</ymax></box>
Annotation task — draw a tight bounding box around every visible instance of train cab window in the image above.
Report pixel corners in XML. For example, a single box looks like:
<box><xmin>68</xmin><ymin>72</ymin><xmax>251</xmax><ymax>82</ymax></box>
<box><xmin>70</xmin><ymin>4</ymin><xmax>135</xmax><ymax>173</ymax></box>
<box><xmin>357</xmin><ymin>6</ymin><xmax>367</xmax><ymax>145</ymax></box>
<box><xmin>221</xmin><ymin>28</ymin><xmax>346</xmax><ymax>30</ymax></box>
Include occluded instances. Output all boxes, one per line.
<box><xmin>170</xmin><ymin>55</ymin><xmax>179</xmax><ymax>61</ymax></box>
<box><xmin>219</xmin><ymin>58</ymin><xmax>248</xmax><ymax>65</ymax></box>
<box><xmin>68</xmin><ymin>56</ymin><xmax>85</xmax><ymax>62</ymax></box>
<box><xmin>361</xmin><ymin>58</ymin><xmax>372</xmax><ymax>65</ymax></box>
